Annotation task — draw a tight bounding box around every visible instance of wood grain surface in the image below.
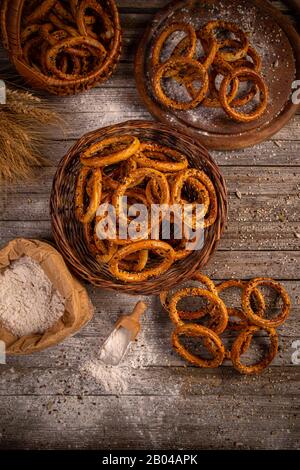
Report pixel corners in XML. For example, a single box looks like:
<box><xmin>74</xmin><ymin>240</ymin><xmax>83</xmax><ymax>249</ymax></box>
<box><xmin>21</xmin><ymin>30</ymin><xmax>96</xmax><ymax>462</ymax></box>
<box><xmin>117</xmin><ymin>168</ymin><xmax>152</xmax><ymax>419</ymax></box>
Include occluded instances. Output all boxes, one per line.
<box><xmin>0</xmin><ymin>0</ymin><xmax>299</xmax><ymax>450</ymax></box>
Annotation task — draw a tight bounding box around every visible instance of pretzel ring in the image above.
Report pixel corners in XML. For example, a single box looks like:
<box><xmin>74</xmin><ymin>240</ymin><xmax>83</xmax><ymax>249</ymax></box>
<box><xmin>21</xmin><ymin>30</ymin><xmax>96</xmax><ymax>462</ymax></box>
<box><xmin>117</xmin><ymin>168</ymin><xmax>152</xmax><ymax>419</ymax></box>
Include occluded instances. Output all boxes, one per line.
<box><xmin>45</xmin><ymin>36</ymin><xmax>107</xmax><ymax>79</ymax></box>
<box><xmin>151</xmin><ymin>22</ymin><xmax>197</xmax><ymax>68</ymax></box>
<box><xmin>216</xmin><ymin>279</ymin><xmax>266</xmax><ymax>318</ymax></box>
<box><xmin>75</xmin><ymin>167</ymin><xmax>102</xmax><ymax>223</ymax></box>
<box><xmin>108</xmin><ymin>240</ymin><xmax>175</xmax><ymax>282</ymax></box>
<box><xmin>231</xmin><ymin>326</ymin><xmax>278</xmax><ymax>375</ymax></box>
<box><xmin>119</xmin><ymin>249</ymin><xmax>149</xmax><ymax>272</ymax></box>
<box><xmin>125</xmin><ymin>188</ymin><xmax>149</xmax><ymax>207</ymax></box>
<box><xmin>145</xmin><ymin>172</ymin><xmax>177</xmax><ymax>205</ymax></box>
<box><xmin>96</xmin><ymin>241</ymin><xmax>118</xmax><ymax>264</ymax></box>
<box><xmin>160</xmin><ymin>272</ymin><xmax>218</xmax><ymax>320</ymax></box>
<box><xmin>22</xmin><ymin>36</ymin><xmax>44</xmax><ymax>67</ymax></box>
<box><xmin>48</xmin><ymin>13</ymin><xmax>79</xmax><ymax>37</ymax></box>
<box><xmin>153</xmin><ymin>58</ymin><xmax>209</xmax><ymax>110</ymax></box>
<box><xmin>172</xmin><ymin>169</ymin><xmax>217</xmax><ymax>228</ymax></box>
<box><xmin>133</xmin><ymin>143</ymin><xmax>188</xmax><ymax>173</ymax></box>
<box><xmin>103</xmin><ymin>158</ymin><xmax>138</xmax><ymax>190</ymax></box>
<box><xmin>172</xmin><ymin>324</ymin><xmax>225</xmax><ymax>368</ymax></box>
<box><xmin>98</xmin><ymin>180</ymin><xmax>154</xmax><ymax>247</ymax></box>
<box><xmin>202</xmin><ymin>21</ymin><xmax>249</xmax><ymax>62</ymax></box>
<box><xmin>41</xmin><ymin>24</ymin><xmax>88</xmax><ymax>56</ymax></box>
<box><xmin>201</xmin><ymin>61</ymin><xmax>239</xmax><ymax>107</ymax></box>
<box><xmin>21</xmin><ymin>24</ymin><xmax>42</xmax><ymax>43</ymax></box>
<box><xmin>76</xmin><ymin>0</ymin><xmax>114</xmax><ymax>41</ymax></box>
<box><xmin>169</xmin><ymin>287</ymin><xmax>228</xmax><ymax>334</ymax></box>
<box><xmin>171</xmin><ymin>28</ymin><xmax>218</xmax><ymax>72</ymax></box>
<box><xmin>112</xmin><ymin>168</ymin><xmax>170</xmax><ymax>219</ymax></box>
<box><xmin>84</xmin><ymin>219</ymin><xmax>99</xmax><ymax>256</ymax></box>
<box><xmin>179</xmin><ymin>177</ymin><xmax>211</xmax><ymax>221</ymax></box>
<box><xmin>227</xmin><ymin>43</ymin><xmax>261</xmax><ymax>72</ymax></box>
<box><xmin>70</xmin><ymin>0</ymin><xmax>79</xmax><ymax>19</ymax></box>
<box><xmin>170</xmin><ymin>239</ymin><xmax>191</xmax><ymax>261</ymax></box>
<box><xmin>242</xmin><ymin>278</ymin><xmax>291</xmax><ymax>328</ymax></box>
<box><xmin>219</xmin><ymin>67</ymin><xmax>269</xmax><ymax>122</ymax></box>
<box><xmin>54</xmin><ymin>1</ymin><xmax>75</xmax><ymax>23</ymax></box>
<box><xmin>205</xmin><ymin>307</ymin><xmax>250</xmax><ymax>361</ymax></box>
<box><xmin>81</xmin><ymin>135</ymin><xmax>140</xmax><ymax>168</ymax></box>
<box><xmin>84</xmin><ymin>220</ymin><xmax>117</xmax><ymax>263</ymax></box>
<box><xmin>25</xmin><ymin>0</ymin><xmax>57</xmax><ymax>24</ymax></box>
<box><xmin>224</xmin><ymin>42</ymin><xmax>262</xmax><ymax>108</ymax></box>
<box><xmin>93</xmin><ymin>216</ymin><xmax>118</xmax><ymax>263</ymax></box>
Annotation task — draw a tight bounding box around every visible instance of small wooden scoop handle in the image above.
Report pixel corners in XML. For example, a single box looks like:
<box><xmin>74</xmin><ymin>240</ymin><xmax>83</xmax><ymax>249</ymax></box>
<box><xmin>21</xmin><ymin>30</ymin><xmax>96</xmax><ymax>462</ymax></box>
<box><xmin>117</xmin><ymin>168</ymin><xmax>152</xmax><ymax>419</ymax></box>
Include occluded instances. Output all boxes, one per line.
<box><xmin>130</xmin><ymin>301</ymin><xmax>147</xmax><ymax>322</ymax></box>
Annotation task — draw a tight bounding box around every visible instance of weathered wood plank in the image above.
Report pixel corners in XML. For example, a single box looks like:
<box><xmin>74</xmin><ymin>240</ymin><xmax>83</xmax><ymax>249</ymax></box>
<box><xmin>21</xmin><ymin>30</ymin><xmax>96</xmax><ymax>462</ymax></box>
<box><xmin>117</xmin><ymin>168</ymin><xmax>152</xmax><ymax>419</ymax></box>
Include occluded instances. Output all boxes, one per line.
<box><xmin>0</xmin><ymin>365</ymin><xmax>299</xmax><ymax>397</ymax></box>
<box><xmin>0</xmin><ymin>395</ymin><xmax>298</xmax><ymax>450</ymax></box>
<box><xmin>206</xmin><ymin>250</ymin><xmax>300</xmax><ymax>279</ymax></box>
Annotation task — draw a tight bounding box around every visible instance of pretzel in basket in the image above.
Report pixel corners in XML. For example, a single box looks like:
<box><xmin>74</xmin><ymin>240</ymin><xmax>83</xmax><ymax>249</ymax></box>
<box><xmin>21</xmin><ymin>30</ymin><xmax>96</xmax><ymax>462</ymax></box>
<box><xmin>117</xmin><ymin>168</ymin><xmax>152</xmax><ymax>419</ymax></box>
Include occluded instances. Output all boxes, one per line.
<box><xmin>109</xmin><ymin>240</ymin><xmax>175</xmax><ymax>282</ymax></box>
<box><xmin>75</xmin><ymin>166</ymin><xmax>102</xmax><ymax>223</ymax></box>
<box><xmin>74</xmin><ymin>132</ymin><xmax>219</xmax><ymax>283</ymax></box>
<box><xmin>171</xmin><ymin>168</ymin><xmax>217</xmax><ymax>228</ymax></box>
<box><xmin>4</xmin><ymin>0</ymin><xmax>121</xmax><ymax>95</ymax></box>
<box><xmin>81</xmin><ymin>135</ymin><xmax>141</xmax><ymax>168</ymax></box>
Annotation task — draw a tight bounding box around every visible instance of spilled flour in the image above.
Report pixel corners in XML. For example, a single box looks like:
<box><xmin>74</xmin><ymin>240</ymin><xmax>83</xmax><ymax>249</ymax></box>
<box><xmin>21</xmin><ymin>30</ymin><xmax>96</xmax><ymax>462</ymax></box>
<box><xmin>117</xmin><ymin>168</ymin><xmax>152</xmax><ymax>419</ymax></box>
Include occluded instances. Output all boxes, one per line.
<box><xmin>81</xmin><ymin>360</ymin><xmax>130</xmax><ymax>394</ymax></box>
<box><xmin>80</xmin><ymin>322</ymin><xmax>163</xmax><ymax>394</ymax></box>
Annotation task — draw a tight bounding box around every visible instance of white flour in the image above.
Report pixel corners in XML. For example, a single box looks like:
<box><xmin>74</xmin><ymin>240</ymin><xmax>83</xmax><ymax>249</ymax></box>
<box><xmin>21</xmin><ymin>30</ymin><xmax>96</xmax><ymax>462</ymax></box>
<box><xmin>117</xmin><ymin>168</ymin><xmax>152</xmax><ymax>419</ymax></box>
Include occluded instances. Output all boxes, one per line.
<box><xmin>99</xmin><ymin>326</ymin><xmax>132</xmax><ymax>366</ymax></box>
<box><xmin>80</xmin><ymin>325</ymin><xmax>162</xmax><ymax>393</ymax></box>
<box><xmin>0</xmin><ymin>256</ymin><xmax>65</xmax><ymax>337</ymax></box>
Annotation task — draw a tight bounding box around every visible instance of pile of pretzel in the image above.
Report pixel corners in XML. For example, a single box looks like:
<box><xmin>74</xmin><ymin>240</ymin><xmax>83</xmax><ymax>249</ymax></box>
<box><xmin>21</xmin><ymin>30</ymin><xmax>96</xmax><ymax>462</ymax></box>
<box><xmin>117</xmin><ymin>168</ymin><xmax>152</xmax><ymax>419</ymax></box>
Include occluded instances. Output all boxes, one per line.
<box><xmin>13</xmin><ymin>0</ymin><xmax>119</xmax><ymax>92</ymax></box>
<box><xmin>151</xmin><ymin>20</ymin><xmax>269</xmax><ymax>123</ymax></box>
<box><xmin>161</xmin><ymin>273</ymin><xmax>291</xmax><ymax>374</ymax></box>
<box><xmin>75</xmin><ymin>134</ymin><xmax>218</xmax><ymax>283</ymax></box>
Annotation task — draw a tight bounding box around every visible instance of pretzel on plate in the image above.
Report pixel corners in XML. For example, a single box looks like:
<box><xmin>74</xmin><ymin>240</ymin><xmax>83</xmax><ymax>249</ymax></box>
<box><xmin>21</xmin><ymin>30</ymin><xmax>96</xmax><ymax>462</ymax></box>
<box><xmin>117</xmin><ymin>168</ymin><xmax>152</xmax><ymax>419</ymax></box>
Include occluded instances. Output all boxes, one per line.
<box><xmin>219</xmin><ymin>67</ymin><xmax>269</xmax><ymax>122</ymax></box>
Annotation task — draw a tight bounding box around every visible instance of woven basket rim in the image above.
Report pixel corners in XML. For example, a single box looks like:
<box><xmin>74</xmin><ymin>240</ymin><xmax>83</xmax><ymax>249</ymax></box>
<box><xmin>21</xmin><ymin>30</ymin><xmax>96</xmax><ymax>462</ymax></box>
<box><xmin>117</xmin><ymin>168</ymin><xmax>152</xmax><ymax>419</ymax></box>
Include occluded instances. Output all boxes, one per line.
<box><xmin>50</xmin><ymin>119</ymin><xmax>228</xmax><ymax>295</ymax></box>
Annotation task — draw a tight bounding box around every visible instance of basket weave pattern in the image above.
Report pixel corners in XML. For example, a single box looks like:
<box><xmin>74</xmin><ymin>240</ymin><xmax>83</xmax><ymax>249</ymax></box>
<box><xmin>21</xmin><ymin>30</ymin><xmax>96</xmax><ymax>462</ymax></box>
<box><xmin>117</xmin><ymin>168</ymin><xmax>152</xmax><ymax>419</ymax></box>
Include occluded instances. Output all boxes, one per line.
<box><xmin>50</xmin><ymin>120</ymin><xmax>228</xmax><ymax>295</ymax></box>
<box><xmin>0</xmin><ymin>0</ymin><xmax>122</xmax><ymax>96</ymax></box>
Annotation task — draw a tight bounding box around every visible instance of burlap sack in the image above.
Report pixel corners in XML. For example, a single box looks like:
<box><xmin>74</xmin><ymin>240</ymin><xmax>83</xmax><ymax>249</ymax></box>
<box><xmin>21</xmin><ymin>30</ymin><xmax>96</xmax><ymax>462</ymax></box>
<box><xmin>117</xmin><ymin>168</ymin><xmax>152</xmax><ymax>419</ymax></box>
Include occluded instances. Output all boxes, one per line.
<box><xmin>0</xmin><ymin>238</ymin><xmax>94</xmax><ymax>355</ymax></box>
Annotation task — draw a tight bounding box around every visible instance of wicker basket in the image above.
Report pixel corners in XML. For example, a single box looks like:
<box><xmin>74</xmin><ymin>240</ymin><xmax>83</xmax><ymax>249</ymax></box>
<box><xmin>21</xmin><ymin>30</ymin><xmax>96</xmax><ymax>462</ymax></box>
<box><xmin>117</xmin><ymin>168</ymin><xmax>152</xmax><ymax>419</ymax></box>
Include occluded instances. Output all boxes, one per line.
<box><xmin>0</xmin><ymin>0</ymin><xmax>122</xmax><ymax>96</ymax></box>
<box><xmin>50</xmin><ymin>120</ymin><xmax>228</xmax><ymax>295</ymax></box>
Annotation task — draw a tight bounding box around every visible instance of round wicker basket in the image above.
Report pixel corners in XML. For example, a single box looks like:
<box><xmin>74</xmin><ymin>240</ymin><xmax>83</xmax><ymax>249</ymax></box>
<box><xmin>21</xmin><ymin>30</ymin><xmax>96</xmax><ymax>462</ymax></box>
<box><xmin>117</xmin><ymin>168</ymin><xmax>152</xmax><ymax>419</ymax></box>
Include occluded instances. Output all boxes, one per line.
<box><xmin>0</xmin><ymin>0</ymin><xmax>122</xmax><ymax>96</ymax></box>
<box><xmin>50</xmin><ymin>120</ymin><xmax>228</xmax><ymax>295</ymax></box>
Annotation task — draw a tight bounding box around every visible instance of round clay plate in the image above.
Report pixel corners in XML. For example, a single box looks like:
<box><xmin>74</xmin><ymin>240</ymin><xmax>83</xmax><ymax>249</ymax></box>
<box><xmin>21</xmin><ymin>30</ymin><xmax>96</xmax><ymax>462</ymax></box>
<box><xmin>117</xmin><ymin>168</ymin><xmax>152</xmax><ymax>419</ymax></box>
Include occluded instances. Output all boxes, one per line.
<box><xmin>135</xmin><ymin>0</ymin><xmax>300</xmax><ymax>150</ymax></box>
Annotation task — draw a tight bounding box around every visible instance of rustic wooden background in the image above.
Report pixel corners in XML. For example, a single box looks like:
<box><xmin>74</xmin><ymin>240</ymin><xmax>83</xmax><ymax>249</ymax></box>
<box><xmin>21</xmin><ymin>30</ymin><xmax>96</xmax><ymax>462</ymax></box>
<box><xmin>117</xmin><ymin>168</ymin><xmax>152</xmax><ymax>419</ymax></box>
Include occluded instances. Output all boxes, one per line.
<box><xmin>0</xmin><ymin>0</ymin><xmax>299</xmax><ymax>450</ymax></box>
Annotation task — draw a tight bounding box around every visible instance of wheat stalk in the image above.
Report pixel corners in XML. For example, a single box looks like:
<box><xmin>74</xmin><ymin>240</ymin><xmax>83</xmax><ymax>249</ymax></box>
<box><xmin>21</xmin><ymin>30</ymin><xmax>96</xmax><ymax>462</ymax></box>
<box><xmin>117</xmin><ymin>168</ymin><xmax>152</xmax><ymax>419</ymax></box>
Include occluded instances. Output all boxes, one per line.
<box><xmin>0</xmin><ymin>86</ymin><xmax>61</xmax><ymax>183</ymax></box>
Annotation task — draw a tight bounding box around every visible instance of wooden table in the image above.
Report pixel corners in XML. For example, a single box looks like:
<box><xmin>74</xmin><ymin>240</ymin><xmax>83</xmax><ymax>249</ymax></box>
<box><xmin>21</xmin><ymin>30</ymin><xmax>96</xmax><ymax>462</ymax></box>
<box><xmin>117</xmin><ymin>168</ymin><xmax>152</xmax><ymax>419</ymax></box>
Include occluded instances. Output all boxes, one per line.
<box><xmin>0</xmin><ymin>0</ymin><xmax>299</xmax><ymax>450</ymax></box>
